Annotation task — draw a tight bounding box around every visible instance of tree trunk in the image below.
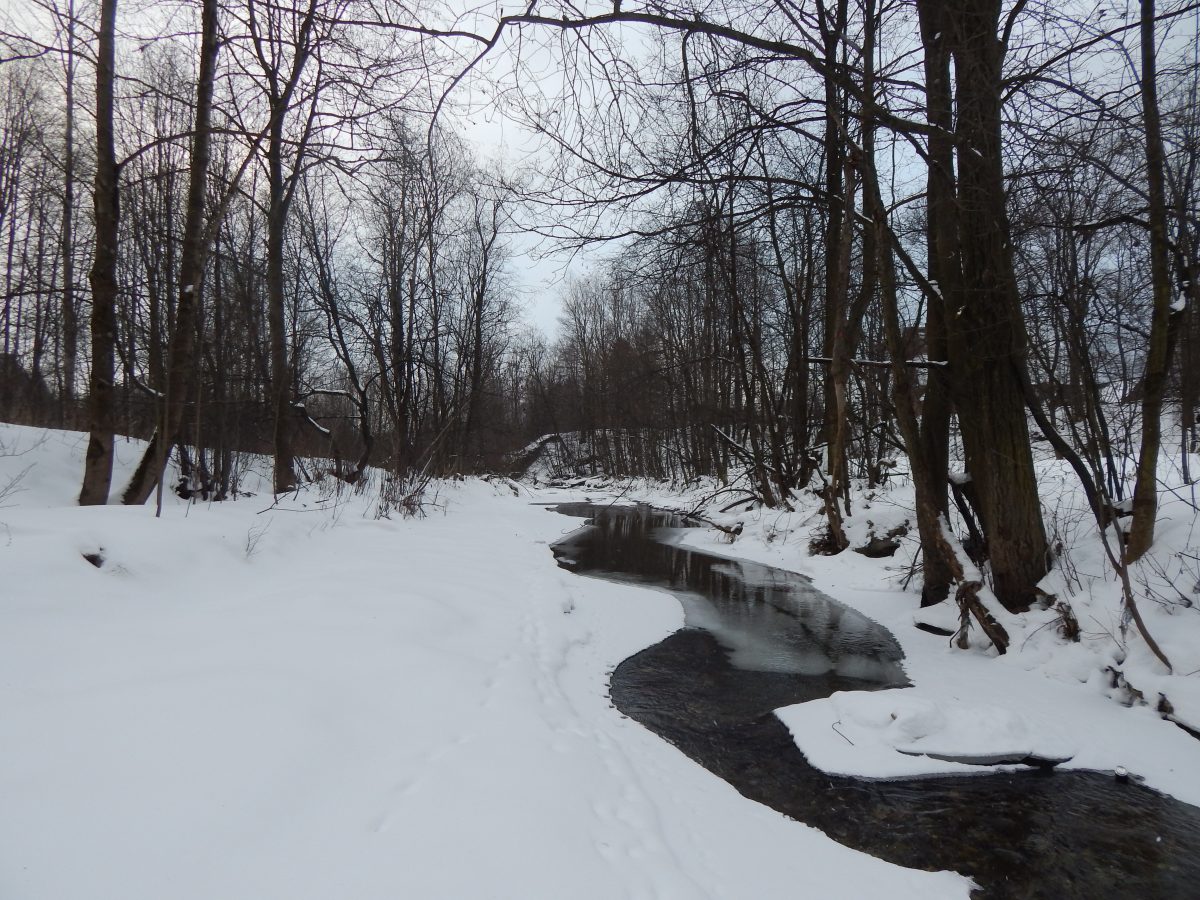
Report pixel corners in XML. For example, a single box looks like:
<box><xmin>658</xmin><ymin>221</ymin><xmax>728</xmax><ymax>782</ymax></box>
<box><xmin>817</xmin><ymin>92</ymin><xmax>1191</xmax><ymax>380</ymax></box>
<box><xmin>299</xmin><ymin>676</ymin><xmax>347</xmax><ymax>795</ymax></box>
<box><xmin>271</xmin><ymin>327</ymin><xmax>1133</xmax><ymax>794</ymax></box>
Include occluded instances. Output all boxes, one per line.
<box><xmin>123</xmin><ymin>0</ymin><xmax>220</xmax><ymax>505</ymax></box>
<box><xmin>60</xmin><ymin>0</ymin><xmax>78</xmax><ymax>417</ymax></box>
<box><xmin>1126</xmin><ymin>0</ymin><xmax>1182</xmax><ymax>561</ymax></box>
<box><xmin>921</xmin><ymin>0</ymin><xmax>1049</xmax><ymax>611</ymax></box>
<box><xmin>858</xmin><ymin>0</ymin><xmax>954</xmax><ymax>606</ymax></box>
<box><xmin>914</xmin><ymin>0</ymin><xmax>957</xmax><ymax>605</ymax></box>
<box><xmin>267</xmin><ymin>114</ymin><xmax>296</xmax><ymax>494</ymax></box>
<box><xmin>78</xmin><ymin>0</ymin><xmax>119</xmax><ymax>506</ymax></box>
<box><xmin>818</xmin><ymin>0</ymin><xmax>852</xmax><ymax>547</ymax></box>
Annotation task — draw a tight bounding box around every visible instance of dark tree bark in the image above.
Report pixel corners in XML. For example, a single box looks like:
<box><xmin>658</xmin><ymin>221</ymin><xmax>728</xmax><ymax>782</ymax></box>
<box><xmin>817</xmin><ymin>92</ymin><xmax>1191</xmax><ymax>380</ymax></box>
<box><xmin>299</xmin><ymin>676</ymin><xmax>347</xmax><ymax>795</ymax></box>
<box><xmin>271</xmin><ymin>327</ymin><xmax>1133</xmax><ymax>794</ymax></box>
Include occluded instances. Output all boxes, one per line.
<box><xmin>122</xmin><ymin>0</ymin><xmax>221</xmax><ymax>505</ymax></box>
<box><xmin>913</xmin><ymin>0</ymin><xmax>956</xmax><ymax>605</ymax></box>
<box><xmin>247</xmin><ymin>0</ymin><xmax>321</xmax><ymax>495</ymax></box>
<box><xmin>60</xmin><ymin>0</ymin><xmax>78</xmax><ymax>416</ymax></box>
<box><xmin>1126</xmin><ymin>0</ymin><xmax>1182</xmax><ymax>561</ymax></box>
<box><xmin>78</xmin><ymin>0</ymin><xmax>119</xmax><ymax>506</ymax></box>
<box><xmin>267</xmin><ymin>114</ymin><xmax>295</xmax><ymax>493</ymax></box>
<box><xmin>847</xmin><ymin>0</ymin><xmax>954</xmax><ymax>607</ymax></box>
<box><xmin>460</xmin><ymin>197</ymin><xmax>501</xmax><ymax>467</ymax></box>
<box><xmin>916</xmin><ymin>0</ymin><xmax>1049</xmax><ymax>611</ymax></box>
<box><xmin>818</xmin><ymin>0</ymin><xmax>853</xmax><ymax>548</ymax></box>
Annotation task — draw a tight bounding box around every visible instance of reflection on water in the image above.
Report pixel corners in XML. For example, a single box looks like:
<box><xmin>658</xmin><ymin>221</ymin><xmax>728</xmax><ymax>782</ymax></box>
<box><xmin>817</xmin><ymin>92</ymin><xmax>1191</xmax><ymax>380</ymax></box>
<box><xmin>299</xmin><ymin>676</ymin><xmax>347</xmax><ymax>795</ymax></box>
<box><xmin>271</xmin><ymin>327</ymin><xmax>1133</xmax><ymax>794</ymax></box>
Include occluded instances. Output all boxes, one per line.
<box><xmin>551</xmin><ymin>502</ymin><xmax>1200</xmax><ymax>899</ymax></box>
<box><xmin>554</xmin><ymin>502</ymin><xmax>907</xmax><ymax>683</ymax></box>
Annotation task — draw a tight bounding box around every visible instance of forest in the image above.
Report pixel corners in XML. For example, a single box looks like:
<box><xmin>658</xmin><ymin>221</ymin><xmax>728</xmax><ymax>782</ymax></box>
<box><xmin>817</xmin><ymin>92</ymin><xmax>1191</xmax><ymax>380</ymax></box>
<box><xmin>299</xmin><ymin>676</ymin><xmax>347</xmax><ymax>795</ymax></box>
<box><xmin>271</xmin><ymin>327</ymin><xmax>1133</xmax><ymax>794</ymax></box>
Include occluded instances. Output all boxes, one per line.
<box><xmin>1</xmin><ymin>0</ymin><xmax>1198</xmax><ymax>633</ymax></box>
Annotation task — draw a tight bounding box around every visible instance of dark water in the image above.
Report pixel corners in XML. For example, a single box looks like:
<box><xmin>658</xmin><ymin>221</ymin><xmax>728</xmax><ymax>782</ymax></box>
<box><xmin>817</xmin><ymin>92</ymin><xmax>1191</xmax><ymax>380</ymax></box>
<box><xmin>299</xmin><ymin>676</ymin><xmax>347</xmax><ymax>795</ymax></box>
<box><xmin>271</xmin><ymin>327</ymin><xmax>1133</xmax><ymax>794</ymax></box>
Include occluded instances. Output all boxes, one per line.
<box><xmin>550</xmin><ymin>502</ymin><xmax>1200</xmax><ymax>899</ymax></box>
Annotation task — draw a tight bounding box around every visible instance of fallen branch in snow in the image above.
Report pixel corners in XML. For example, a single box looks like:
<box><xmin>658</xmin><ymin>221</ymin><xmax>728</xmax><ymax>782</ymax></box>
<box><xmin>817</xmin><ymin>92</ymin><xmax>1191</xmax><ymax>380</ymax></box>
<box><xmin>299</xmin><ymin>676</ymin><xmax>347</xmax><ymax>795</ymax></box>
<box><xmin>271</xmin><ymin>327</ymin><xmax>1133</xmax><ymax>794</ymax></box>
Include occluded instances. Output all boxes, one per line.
<box><xmin>933</xmin><ymin>518</ymin><xmax>1011</xmax><ymax>655</ymax></box>
<box><xmin>693</xmin><ymin>515</ymin><xmax>744</xmax><ymax>539</ymax></box>
<box><xmin>954</xmin><ymin>581</ymin><xmax>1010</xmax><ymax>654</ymax></box>
<box><xmin>682</xmin><ymin>483</ymin><xmax>758</xmax><ymax>518</ymax></box>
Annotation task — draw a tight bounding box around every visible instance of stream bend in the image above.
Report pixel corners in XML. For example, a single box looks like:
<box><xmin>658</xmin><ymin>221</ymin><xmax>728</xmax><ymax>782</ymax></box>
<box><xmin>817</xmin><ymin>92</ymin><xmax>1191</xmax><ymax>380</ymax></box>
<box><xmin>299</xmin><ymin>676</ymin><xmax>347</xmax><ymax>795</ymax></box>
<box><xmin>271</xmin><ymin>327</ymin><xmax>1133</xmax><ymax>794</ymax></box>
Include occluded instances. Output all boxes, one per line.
<box><xmin>551</xmin><ymin>502</ymin><xmax>1200</xmax><ymax>900</ymax></box>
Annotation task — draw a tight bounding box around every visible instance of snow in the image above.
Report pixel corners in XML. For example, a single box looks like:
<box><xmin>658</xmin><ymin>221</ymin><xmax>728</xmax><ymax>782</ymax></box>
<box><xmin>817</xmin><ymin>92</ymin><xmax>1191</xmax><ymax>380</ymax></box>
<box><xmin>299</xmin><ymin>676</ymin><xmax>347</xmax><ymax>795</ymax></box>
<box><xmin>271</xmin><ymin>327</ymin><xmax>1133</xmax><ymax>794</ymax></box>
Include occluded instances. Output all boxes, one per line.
<box><xmin>774</xmin><ymin>645</ymin><xmax>1200</xmax><ymax>791</ymax></box>
<box><xmin>778</xmin><ymin>690</ymin><xmax>1078</xmax><ymax>777</ymax></box>
<box><xmin>0</xmin><ymin>424</ymin><xmax>970</xmax><ymax>900</ymax></box>
<box><xmin>7</xmin><ymin>420</ymin><xmax>1200</xmax><ymax>897</ymax></box>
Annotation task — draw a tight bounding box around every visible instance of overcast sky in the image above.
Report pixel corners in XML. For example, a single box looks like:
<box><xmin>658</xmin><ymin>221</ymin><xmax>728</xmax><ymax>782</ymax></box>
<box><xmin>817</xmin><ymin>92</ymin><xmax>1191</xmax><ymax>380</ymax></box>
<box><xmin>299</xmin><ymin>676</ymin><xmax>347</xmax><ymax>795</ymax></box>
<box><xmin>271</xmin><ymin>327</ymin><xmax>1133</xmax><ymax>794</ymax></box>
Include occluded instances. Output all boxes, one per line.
<box><xmin>436</xmin><ymin>4</ymin><xmax>607</xmax><ymax>341</ymax></box>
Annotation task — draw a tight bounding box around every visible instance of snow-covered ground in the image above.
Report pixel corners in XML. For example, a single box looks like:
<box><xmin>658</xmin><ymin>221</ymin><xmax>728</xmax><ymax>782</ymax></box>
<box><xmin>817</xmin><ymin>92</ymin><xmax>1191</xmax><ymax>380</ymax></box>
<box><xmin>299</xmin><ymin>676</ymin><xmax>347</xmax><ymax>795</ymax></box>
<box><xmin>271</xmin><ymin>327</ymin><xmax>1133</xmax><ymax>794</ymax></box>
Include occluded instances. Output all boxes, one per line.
<box><xmin>6</xmin><ymin>422</ymin><xmax>1200</xmax><ymax>899</ymax></box>
<box><xmin>0</xmin><ymin>424</ymin><xmax>969</xmax><ymax>900</ymax></box>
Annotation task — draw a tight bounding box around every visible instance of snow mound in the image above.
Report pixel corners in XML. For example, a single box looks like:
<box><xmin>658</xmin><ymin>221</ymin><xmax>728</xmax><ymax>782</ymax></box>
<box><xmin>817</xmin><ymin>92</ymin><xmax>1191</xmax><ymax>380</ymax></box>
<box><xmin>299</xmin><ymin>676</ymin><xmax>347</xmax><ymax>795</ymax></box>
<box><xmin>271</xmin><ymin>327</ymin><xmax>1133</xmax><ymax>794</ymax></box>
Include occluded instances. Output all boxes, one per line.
<box><xmin>779</xmin><ymin>690</ymin><xmax>1078</xmax><ymax>778</ymax></box>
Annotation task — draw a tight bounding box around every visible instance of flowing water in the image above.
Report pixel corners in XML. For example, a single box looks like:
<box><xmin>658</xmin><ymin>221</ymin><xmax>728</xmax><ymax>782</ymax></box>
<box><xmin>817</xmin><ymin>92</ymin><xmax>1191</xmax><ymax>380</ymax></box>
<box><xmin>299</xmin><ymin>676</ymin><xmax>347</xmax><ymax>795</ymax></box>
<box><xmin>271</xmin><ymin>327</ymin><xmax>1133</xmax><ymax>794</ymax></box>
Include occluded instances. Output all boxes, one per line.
<box><xmin>550</xmin><ymin>502</ymin><xmax>1200</xmax><ymax>899</ymax></box>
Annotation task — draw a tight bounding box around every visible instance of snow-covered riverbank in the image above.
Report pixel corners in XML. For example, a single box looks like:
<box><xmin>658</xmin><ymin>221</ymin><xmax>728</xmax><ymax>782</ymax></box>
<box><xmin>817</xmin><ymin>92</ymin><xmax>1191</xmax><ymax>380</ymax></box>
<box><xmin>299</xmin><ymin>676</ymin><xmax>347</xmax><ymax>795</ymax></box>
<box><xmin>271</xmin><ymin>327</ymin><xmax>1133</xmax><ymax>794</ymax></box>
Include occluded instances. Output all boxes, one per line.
<box><xmin>1</xmin><ymin>424</ymin><xmax>968</xmax><ymax>899</ymax></box>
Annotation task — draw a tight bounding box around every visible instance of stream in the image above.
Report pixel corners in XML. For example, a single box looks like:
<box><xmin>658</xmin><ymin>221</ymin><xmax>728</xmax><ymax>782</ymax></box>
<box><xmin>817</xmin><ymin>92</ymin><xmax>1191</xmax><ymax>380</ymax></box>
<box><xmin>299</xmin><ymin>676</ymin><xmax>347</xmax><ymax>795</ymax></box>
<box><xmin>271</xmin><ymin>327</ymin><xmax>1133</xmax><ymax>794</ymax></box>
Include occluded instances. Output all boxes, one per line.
<box><xmin>550</xmin><ymin>502</ymin><xmax>1200</xmax><ymax>899</ymax></box>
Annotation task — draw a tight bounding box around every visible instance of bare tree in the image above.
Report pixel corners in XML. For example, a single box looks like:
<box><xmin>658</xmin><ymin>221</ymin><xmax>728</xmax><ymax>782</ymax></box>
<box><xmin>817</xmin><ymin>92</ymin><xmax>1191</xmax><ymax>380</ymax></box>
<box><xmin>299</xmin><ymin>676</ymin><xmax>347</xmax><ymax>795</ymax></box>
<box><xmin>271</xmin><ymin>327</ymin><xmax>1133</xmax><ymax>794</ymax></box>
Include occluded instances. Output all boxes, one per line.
<box><xmin>121</xmin><ymin>0</ymin><xmax>221</xmax><ymax>505</ymax></box>
<box><xmin>59</xmin><ymin>0</ymin><xmax>78</xmax><ymax>414</ymax></box>
<box><xmin>78</xmin><ymin>0</ymin><xmax>118</xmax><ymax>505</ymax></box>
<box><xmin>1126</xmin><ymin>0</ymin><xmax>1184</xmax><ymax>560</ymax></box>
